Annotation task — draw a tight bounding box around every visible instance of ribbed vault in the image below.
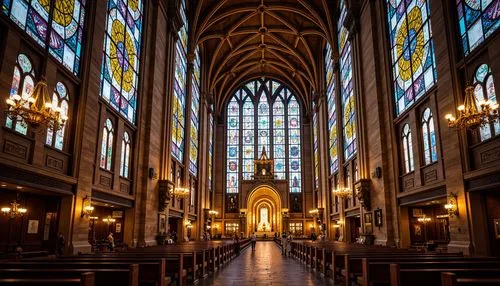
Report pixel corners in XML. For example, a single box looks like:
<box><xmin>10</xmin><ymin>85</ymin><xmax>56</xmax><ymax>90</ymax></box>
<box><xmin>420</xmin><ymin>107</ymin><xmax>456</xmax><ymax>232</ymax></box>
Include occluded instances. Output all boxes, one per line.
<box><xmin>193</xmin><ymin>0</ymin><xmax>337</xmax><ymax>114</ymax></box>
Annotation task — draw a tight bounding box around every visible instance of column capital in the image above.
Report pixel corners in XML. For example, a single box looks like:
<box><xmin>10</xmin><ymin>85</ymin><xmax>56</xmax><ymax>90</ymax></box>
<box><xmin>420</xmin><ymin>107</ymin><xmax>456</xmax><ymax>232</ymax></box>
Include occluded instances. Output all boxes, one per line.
<box><xmin>166</xmin><ymin>0</ymin><xmax>183</xmax><ymax>38</ymax></box>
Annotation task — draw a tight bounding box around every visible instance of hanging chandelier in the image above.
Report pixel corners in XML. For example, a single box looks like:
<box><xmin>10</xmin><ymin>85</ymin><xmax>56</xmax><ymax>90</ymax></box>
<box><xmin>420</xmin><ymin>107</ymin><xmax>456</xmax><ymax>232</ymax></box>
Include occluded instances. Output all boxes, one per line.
<box><xmin>1</xmin><ymin>201</ymin><xmax>28</xmax><ymax>219</ymax></box>
<box><xmin>5</xmin><ymin>78</ymin><xmax>68</xmax><ymax>131</ymax></box>
<box><xmin>170</xmin><ymin>186</ymin><xmax>190</xmax><ymax>199</ymax></box>
<box><xmin>333</xmin><ymin>188</ymin><xmax>352</xmax><ymax>199</ymax></box>
<box><xmin>445</xmin><ymin>85</ymin><xmax>499</xmax><ymax>130</ymax></box>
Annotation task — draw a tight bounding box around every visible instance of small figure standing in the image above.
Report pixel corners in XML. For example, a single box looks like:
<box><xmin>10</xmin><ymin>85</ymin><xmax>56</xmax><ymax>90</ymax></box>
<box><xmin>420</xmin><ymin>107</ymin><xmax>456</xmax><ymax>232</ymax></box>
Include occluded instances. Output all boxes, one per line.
<box><xmin>56</xmin><ymin>232</ymin><xmax>65</xmax><ymax>256</ymax></box>
<box><xmin>251</xmin><ymin>232</ymin><xmax>257</xmax><ymax>251</ymax></box>
<box><xmin>107</xmin><ymin>232</ymin><xmax>115</xmax><ymax>251</ymax></box>
<box><xmin>281</xmin><ymin>232</ymin><xmax>287</xmax><ymax>256</ymax></box>
<box><xmin>286</xmin><ymin>234</ymin><xmax>293</xmax><ymax>257</ymax></box>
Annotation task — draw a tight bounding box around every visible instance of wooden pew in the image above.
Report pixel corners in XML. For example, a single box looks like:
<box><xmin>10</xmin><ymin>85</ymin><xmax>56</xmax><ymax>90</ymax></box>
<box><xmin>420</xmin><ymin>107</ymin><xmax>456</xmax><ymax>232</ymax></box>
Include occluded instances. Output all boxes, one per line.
<box><xmin>441</xmin><ymin>272</ymin><xmax>500</xmax><ymax>286</ymax></box>
<box><xmin>0</xmin><ymin>271</ymin><xmax>95</xmax><ymax>286</ymax></box>
<box><xmin>390</xmin><ymin>262</ymin><xmax>500</xmax><ymax>286</ymax></box>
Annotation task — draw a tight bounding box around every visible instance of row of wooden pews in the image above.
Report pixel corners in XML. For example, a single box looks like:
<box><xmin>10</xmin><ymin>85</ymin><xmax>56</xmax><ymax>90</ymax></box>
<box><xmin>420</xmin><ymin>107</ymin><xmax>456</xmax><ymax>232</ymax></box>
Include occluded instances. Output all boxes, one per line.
<box><xmin>287</xmin><ymin>240</ymin><xmax>500</xmax><ymax>286</ymax></box>
<box><xmin>0</xmin><ymin>239</ymin><xmax>250</xmax><ymax>286</ymax></box>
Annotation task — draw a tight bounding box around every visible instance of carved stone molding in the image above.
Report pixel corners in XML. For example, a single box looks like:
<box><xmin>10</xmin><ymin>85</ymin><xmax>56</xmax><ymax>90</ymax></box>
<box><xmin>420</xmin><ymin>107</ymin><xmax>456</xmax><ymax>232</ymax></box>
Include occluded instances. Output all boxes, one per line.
<box><xmin>355</xmin><ymin>179</ymin><xmax>371</xmax><ymax>211</ymax></box>
<box><xmin>158</xmin><ymin>179</ymin><xmax>174</xmax><ymax>212</ymax></box>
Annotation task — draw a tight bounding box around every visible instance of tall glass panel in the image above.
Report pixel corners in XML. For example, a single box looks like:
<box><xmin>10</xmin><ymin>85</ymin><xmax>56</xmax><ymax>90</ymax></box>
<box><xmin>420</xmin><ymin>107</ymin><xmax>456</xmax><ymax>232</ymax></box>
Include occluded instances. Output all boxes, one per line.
<box><xmin>326</xmin><ymin>43</ymin><xmax>338</xmax><ymax>174</ymax></box>
<box><xmin>273</xmin><ymin>96</ymin><xmax>286</xmax><ymax>180</ymax></box>
<box><xmin>189</xmin><ymin>47</ymin><xmax>201</xmax><ymax>176</ymax></box>
<box><xmin>242</xmin><ymin>96</ymin><xmax>255</xmax><ymax>180</ymax></box>
<box><xmin>257</xmin><ymin>94</ymin><xmax>270</xmax><ymax>155</ymax></box>
<box><xmin>288</xmin><ymin>95</ymin><xmax>302</xmax><ymax>193</ymax></box>
<box><xmin>226</xmin><ymin>95</ymin><xmax>240</xmax><ymax>193</ymax></box>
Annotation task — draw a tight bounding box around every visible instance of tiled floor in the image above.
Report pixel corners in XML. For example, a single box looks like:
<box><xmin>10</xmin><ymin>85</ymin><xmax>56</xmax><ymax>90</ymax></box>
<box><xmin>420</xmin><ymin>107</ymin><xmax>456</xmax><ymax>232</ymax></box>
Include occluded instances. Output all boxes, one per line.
<box><xmin>201</xmin><ymin>241</ymin><xmax>335</xmax><ymax>286</ymax></box>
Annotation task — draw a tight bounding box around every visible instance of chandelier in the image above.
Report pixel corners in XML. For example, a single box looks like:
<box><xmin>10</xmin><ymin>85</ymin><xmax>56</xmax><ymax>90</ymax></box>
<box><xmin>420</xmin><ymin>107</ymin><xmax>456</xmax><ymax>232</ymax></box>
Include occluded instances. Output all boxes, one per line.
<box><xmin>102</xmin><ymin>216</ymin><xmax>116</xmax><ymax>224</ymax></box>
<box><xmin>333</xmin><ymin>188</ymin><xmax>352</xmax><ymax>199</ymax></box>
<box><xmin>1</xmin><ymin>201</ymin><xmax>28</xmax><ymax>219</ymax></box>
<box><xmin>208</xmin><ymin>209</ymin><xmax>219</xmax><ymax>217</ymax></box>
<box><xmin>309</xmin><ymin>208</ymin><xmax>319</xmax><ymax>216</ymax></box>
<box><xmin>417</xmin><ymin>216</ymin><xmax>431</xmax><ymax>223</ymax></box>
<box><xmin>170</xmin><ymin>186</ymin><xmax>190</xmax><ymax>199</ymax></box>
<box><xmin>5</xmin><ymin>78</ymin><xmax>68</xmax><ymax>131</ymax></box>
<box><xmin>445</xmin><ymin>85</ymin><xmax>499</xmax><ymax>130</ymax></box>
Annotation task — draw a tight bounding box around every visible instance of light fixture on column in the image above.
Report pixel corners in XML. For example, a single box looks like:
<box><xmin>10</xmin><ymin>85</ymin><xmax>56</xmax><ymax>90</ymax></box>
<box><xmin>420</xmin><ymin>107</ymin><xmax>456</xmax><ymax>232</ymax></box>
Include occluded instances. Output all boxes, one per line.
<box><xmin>5</xmin><ymin>78</ymin><xmax>68</xmax><ymax>131</ymax></box>
<box><xmin>333</xmin><ymin>187</ymin><xmax>352</xmax><ymax>200</ymax></box>
<box><xmin>208</xmin><ymin>209</ymin><xmax>219</xmax><ymax>218</ymax></box>
<box><xmin>309</xmin><ymin>208</ymin><xmax>319</xmax><ymax>217</ymax></box>
<box><xmin>170</xmin><ymin>186</ymin><xmax>190</xmax><ymax>199</ymax></box>
<box><xmin>417</xmin><ymin>216</ymin><xmax>431</xmax><ymax>223</ymax></box>
<box><xmin>185</xmin><ymin>220</ymin><xmax>193</xmax><ymax>229</ymax></box>
<box><xmin>81</xmin><ymin>196</ymin><xmax>94</xmax><ymax>218</ymax></box>
<box><xmin>444</xmin><ymin>193</ymin><xmax>458</xmax><ymax>217</ymax></box>
<box><xmin>102</xmin><ymin>216</ymin><xmax>116</xmax><ymax>224</ymax></box>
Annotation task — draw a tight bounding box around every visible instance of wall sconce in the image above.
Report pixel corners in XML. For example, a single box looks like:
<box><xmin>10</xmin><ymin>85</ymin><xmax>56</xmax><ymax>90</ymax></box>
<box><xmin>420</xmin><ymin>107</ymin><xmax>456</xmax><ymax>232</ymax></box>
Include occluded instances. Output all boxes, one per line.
<box><xmin>309</xmin><ymin>208</ymin><xmax>319</xmax><ymax>217</ymax></box>
<box><xmin>102</xmin><ymin>216</ymin><xmax>116</xmax><ymax>224</ymax></box>
<box><xmin>371</xmin><ymin>167</ymin><xmax>382</xmax><ymax>179</ymax></box>
<box><xmin>417</xmin><ymin>216</ymin><xmax>432</xmax><ymax>223</ymax></box>
<box><xmin>81</xmin><ymin>196</ymin><xmax>94</xmax><ymax>218</ymax></box>
<box><xmin>444</xmin><ymin>193</ymin><xmax>458</xmax><ymax>217</ymax></box>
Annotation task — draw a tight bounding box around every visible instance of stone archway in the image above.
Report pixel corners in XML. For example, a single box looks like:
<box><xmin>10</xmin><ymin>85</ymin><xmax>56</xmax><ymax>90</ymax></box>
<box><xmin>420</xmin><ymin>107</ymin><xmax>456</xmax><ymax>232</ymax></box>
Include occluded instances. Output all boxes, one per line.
<box><xmin>246</xmin><ymin>185</ymin><xmax>282</xmax><ymax>237</ymax></box>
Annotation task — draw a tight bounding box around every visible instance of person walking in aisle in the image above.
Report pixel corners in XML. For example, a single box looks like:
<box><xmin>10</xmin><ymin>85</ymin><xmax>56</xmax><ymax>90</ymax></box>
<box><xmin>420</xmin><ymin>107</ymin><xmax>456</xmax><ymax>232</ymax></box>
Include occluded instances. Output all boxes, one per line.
<box><xmin>251</xmin><ymin>232</ymin><xmax>257</xmax><ymax>251</ymax></box>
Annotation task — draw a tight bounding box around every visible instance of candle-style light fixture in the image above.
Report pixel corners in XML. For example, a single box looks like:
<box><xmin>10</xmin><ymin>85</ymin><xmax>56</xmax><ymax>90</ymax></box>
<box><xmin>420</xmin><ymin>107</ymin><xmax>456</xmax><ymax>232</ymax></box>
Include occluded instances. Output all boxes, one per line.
<box><xmin>5</xmin><ymin>78</ymin><xmax>68</xmax><ymax>131</ymax></box>
<box><xmin>1</xmin><ymin>200</ymin><xmax>28</xmax><ymax>219</ymax></box>
<box><xmin>309</xmin><ymin>208</ymin><xmax>319</xmax><ymax>217</ymax></box>
<box><xmin>102</xmin><ymin>216</ymin><xmax>116</xmax><ymax>224</ymax></box>
<box><xmin>170</xmin><ymin>185</ymin><xmax>190</xmax><ymax>199</ymax></box>
<box><xmin>208</xmin><ymin>209</ymin><xmax>219</xmax><ymax>217</ymax></box>
<box><xmin>81</xmin><ymin>196</ymin><xmax>94</xmax><ymax>218</ymax></box>
<box><xmin>417</xmin><ymin>216</ymin><xmax>432</xmax><ymax>223</ymax></box>
<box><xmin>444</xmin><ymin>193</ymin><xmax>458</xmax><ymax>217</ymax></box>
<box><xmin>333</xmin><ymin>187</ymin><xmax>352</xmax><ymax>200</ymax></box>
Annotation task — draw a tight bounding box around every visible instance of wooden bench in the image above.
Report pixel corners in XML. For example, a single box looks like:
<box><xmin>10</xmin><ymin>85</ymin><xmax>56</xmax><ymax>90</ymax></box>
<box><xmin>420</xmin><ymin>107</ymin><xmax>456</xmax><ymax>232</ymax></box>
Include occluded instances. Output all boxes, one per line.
<box><xmin>0</xmin><ymin>272</ymin><xmax>94</xmax><ymax>286</ymax></box>
<box><xmin>442</xmin><ymin>272</ymin><xmax>500</xmax><ymax>286</ymax></box>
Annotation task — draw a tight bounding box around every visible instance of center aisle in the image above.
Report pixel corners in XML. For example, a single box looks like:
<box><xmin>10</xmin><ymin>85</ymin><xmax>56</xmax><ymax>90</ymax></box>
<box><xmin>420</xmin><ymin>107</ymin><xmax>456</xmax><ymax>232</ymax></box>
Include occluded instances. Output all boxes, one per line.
<box><xmin>201</xmin><ymin>241</ymin><xmax>334</xmax><ymax>286</ymax></box>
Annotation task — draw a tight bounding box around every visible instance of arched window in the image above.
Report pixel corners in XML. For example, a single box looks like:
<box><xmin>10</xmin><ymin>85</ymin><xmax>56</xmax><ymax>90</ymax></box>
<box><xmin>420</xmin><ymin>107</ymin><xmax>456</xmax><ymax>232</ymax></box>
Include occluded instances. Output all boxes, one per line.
<box><xmin>46</xmin><ymin>82</ymin><xmax>69</xmax><ymax>150</ymax></box>
<box><xmin>5</xmin><ymin>53</ymin><xmax>36</xmax><ymax>135</ymax></box>
<box><xmin>171</xmin><ymin>0</ymin><xmax>188</xmax><ymax>162</ymax></box>
<box><xmin>120</xmin><ymin>131</ymin><xmax>131</xmax><ymax>178</ymax></box>
<box><xmin>456</xmin><ymin>1</ymin><xmax>499</xmax><ymax>55</ymax></box>
<box><xmin>474</xmin><ymin>64</ymin><xmax>499</xmax><ymax>141</ymax></box>
<box><xmin>100</xmin><ymin>119</ymin><xmax>114</xmax><ymax>170</ymax></box>
<box><xmin>226</xmin><ymin>95</ymin><xmax>240</xmax><ymax>194</ymax></box>
<box><xmin>326</xmin><ymin>43</ymin><xmax>338</xmax><ymax>174</ymax></box>
<box><xmin>189</xmin><ymin>47</ymin><xmax>201</xmax><ymax>176</ymax></box>
<box><xmin>339</xmin><ymin>1</ymin><xmax>357</xmax><ymax>160</ymax></box>
<box><xmin>386</xmin><ymin>0</ymin><xmax>437</xmax><ymax>116</ymax></box>
<box><xmin>421</xmin><ymin>108</ymin><xmax>437</xmax><ymax>165</ymax></box>
<box><xmin>226</xmin><ymin>79</ymin><xmax>303</xmax><ymax>193</ymax></box>
<box><xmin>2</xmin><ymin>0</ymin><xmax>86</xmax><ymax>75</ymax></box>
<box><xmin>100</xmin><ymin>0</ymin><xmax>144</xmax><ymax>124</ymax></box>
<box><xmin>402</xmin><ymin>124</ymin><xmax>415</xmax><ymax>173</ymax></box>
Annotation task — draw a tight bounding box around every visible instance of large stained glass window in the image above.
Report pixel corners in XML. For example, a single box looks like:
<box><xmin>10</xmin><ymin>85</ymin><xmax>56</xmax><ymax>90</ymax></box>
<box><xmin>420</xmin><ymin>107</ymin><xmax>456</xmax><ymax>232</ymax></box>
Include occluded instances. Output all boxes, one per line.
<box><xmin>225</xmin><ymin>79</ymin><xmax>303</xmax><ymax>193</ymax></box>
<box><xmin>457</xmin><ymin>1</ymin><xmax>499</xmax><ymax>55</ymax></box>
<box><xmin>189</xmin><ymin>48</ymin><xmax>201</xmax><ymax>176</ymax></box>
<box><xmin>326</xmin><ymin>43</ymin><xmax>338</xmax><ymax>174</ymax></box>
<box><xmin>208</xmin><ymin>113</ymin><xmax>214</xmax><ymax>190</ymax></box>
<box><xmin>421</xmin><ymin>107</ymin><xmax>437</xmax><ymax>165</ymax></box>
<box><xmin>171</xmin><ymin>0</ymin><xmax>188</xmax><ymax>162</ymax></box>
<box><xmin>473</xmin><ymin>63</ymin><xmax>499</xmax><ymax>141</ymax></box>
<box><xmin>100</xmin><ymin>0</ymin><xmax>144</xmax><ymax>124</ymax></box>
<box><xmin>313</xmin><ymin>103</ymin><xmax>319</xmax><ymax>190</ymax></box>
<box><xmin>100</xmin><ymin>118</ymin><xmax>114</xmax><ymax>170</ymax></box>
<box><xmin>242</xmin><ymin>95</ymin><xmax>254</xmax><ymax>180</ymax></box>
<box><xmin>338</xmin><ymin>1</ymin><xmax>357</xmax><ymax>161</ymax></box>
<box><xmin>273</xmin><ymin>93</ymin><xmax>286</xmax><ymax>180</ymax></box>
<box><xmin>386</xmin><ymin>0</ymin><xmax>437</xmax><ymax>116</ymax></box>
<box><xmin>402</xmin><ymin>123</ymin><xmax>414</xmax><ymax>173</ymax></box>
<box><xmin>5</xmin><ymin>53</ymin><xmax>35</xmax><ymax>135</ymax></box>
<box><xmin>288</xmin><ymin>95</ymin><xmax>302</xmax><ymax>193</ymax></box>
<box><xmin>2</xmin><ymin>0</ymin><xmax>86</xmax><ymax>75</ymax></box>
<box><xmin>46</xmin><ymin>82</ymin><xmax>69</xmax><ymax>150</ymax></box>
<box><xmin>227</xmin><ymin>94</ymin><xmax>240</xmax><ymax>193</ymax></box>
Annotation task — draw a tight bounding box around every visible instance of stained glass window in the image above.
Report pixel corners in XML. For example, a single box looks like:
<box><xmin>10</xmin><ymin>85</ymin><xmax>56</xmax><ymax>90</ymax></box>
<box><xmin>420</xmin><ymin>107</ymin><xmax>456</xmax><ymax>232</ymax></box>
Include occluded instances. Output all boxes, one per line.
<box><xmin>5</xmin><ymin>53</ymin><xmax>35</xmax><ymax>135</ymax></box>
<box><xmin>242</xmin><ymin>96</ymin><xmax>254</xmax><ymax>180</ymax></box>
<box><xmin>120</xmin><ymin>131</ymin><xmax>131</xmax><ymax>177</ymax></box>
<box><xmin>2</xmin><ymin>0</ymin><xmax>86</xmax><ymax>75</ymax></box>
<box><xmin>100</xmin><ymin>118</ymin><xmax>114</xmax><ymax>170</ymax></box>
<box><xmin>313</xmin><ymin>104</ymin><xmax>319</xmax><ymax>190</ymax></box>
<box><xmin>189</xmin><ymin>47</ymin><xmax>201</xmax><ymax>176</ymax></box>
<box><xmin>208</xmin><ymin>113</ymin><xmax>214</xmax><ymax>190</ymax></box>
<box><xmin>326</xmin><ymin>43</ymin><xmax>338</xmax><ymax>174</ymax></box>
<box><xmin>100</xmin><ymin>0</ymin><xmax>143</xmax><ymax>124</ymax></box>
<box><xmin>457</xmin><ymin>0</ymin><xmax>500</xmax><ymax>55</ymax></box>
<box><xmin>227</xmin><ymin>94</ymin><xmax>240</xmax><ymax>193</ymax></box>
<box><xmin>338</xmin><ymin>1</ymin><xmax>357</xmax><ymax>161</ymax></box>
<box><xmin>473</xmin><ymin>63</ymin><xmax>499</xmax><ymax>141</ymax></box>
<box><xmin>402</xmin><ymin>123</ymin><xmax>414</xmax><ymax>173</ymax></box>
<box><xmin>171</xmin><ymin>0</ymin><xmax>187</xmax><ymax>162</ymax></box>
<box><xmin>386</xmin><ymin>0</ymin><xmax>437</xmax><ymax>116</ymax></box>
<box><xmin>288</xmin><ymin>95</ymin><xmax>302</xmax><ymax>193</ymax></box>
<box><xmin>273</xmin><ymin>94</ymin><xmax>286</xmax><ymax>180</ymax></box>
<box><xmin>46</xmin><ymin>82</ymin><xmax>69</xmax><ymax>150</ymax></box>
<box><xmin>257</xmin><ymin>94</ymin><xmax>270</xmax><ymax>155</ymax></box>
<box><xmin>421</xmin><ymin>107</ymin><xmax>437</xmax><ymax>165</ymax></box>
<box><xmin>226</xmin><ymin>79</ymin><xmax>302</xmax><ymax>193</ymax></box>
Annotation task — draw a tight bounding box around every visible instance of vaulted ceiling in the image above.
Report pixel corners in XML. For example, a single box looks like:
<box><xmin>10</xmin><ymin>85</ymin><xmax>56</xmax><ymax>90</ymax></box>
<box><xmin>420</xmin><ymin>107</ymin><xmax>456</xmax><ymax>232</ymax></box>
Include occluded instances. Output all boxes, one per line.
<box><xmin>192</xmin><ymin>0</ymin><xmax>337</xmax><ymax>114</ymax></box>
